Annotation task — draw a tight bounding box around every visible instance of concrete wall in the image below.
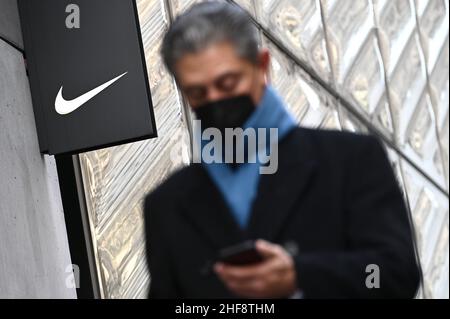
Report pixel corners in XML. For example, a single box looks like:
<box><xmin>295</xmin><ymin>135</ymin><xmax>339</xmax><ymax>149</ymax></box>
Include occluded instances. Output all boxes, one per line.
<box><xmin>0</xmin><ymin>0</ymin><xmax>76</xmax><ymax>298</ymax></box>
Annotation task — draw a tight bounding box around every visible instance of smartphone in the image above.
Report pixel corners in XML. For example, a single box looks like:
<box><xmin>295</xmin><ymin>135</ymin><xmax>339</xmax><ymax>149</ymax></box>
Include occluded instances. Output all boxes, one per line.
<box><xmin>217</xmin><ymin>240</ymin><xmax>264</xmax><ymax>266</ymax></box>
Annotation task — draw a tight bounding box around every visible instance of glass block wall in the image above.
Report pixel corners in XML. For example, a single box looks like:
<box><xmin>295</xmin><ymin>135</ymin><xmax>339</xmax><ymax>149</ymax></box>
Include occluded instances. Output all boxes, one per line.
<box><xmin>77</xmin><ymin>0</ymin><xmax>449</xmax><ymax>298</ymax></box>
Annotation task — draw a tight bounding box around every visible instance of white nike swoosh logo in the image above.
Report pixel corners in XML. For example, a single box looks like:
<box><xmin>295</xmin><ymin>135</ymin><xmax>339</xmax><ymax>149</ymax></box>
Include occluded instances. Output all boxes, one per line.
<box><xmin>55</xmin><ymin>72</ymin><xmax>128</xmax><ymax>115</ymax></box>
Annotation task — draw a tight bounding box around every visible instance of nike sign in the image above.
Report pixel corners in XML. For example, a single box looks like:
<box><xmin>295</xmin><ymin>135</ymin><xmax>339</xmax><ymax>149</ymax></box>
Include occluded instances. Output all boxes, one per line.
<box><xmin>55</xmin><ymin>72</ymin><xmax>128</xmax><ymax>115</ymax></box>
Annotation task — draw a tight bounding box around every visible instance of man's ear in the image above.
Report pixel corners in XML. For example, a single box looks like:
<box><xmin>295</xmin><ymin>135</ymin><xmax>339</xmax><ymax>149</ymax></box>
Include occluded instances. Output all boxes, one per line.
<box><xmin>259</xmin><ymin>48</ymin><xmax>271</xmax><ymax>71</ymax></box>
<box><xmin>258</xmin><ymin>48</ymin><xmax>271</xmax><ymax>84</ymax></box>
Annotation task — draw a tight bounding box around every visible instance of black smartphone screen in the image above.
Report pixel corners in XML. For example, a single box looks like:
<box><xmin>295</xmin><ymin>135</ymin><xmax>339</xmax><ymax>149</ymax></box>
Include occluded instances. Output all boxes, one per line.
<box><xmin>217</xmin><ymin>241</ymin><xmax>264</xmax><ymax>266</ymax></box>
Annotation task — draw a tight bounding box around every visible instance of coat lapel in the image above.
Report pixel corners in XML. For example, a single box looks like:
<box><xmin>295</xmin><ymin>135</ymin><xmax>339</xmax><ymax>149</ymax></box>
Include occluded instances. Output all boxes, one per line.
<box><xmin>180</xmin><ymin>164</ymin><xmax>246</xmax><ymax>250</ymax></box>
<box><xmin>180</xmin><ymin>128</ymin><xmax>318</xmax><ymax>249</ymax></box>
<box><xmin>247</xmin><ymin>127</ymin><xmax>319</xmax><ymax>241</ymax></box>
<box><xmin>247</xmin><ymin>155</ymin><xmax>318</xmax><ymax>241</ymax></box>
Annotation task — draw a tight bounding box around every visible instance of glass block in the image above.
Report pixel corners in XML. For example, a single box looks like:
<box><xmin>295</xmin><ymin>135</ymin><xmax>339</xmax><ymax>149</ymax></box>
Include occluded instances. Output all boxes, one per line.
<box><xmin>385</xmin><ymin>146</ymin><xmax>409</xmax><ymax>202</ymax></box>
<box><xmin>372</xmin><ymin>94</ymin><xmax>395</xmax><ymax>140</ymax></box>
<box><xmin>170</xmin><ymin>0</ymin><xmax>204</xmax><ymax>17</ymax></box>
<box><xmin>433</xmin><ymin>147</ymin><xmax>447</xmax><ymax>189</ymax></box>
<box><xmin>337</xmin><ymin>93</ymin><xmax>394</xmax><ymax>141</ymax></box>
<box><xmin>428</xmin><ymin>37</ymin><xmax>449</xmax><ymax>129</ymax></box>
<box><xmin>319</xmin><ymin>108</ymin><xmax>341</xmax><ymax>130</ymax></box>
<box><xmin>337</xmin><ymin>104</ymin><xmax>369</xmax><ymax>134</ymax></box>
<box><xmin>321</xmin><ymin>0</ymin><xmax>374</xmax><ymax>85</ymax></box>
<box><xmin>415</xmin><ymin>0</ymin><xmax>449</xmax><ymax>72</ymax></box>
<box><xmin>428</xmin><ymin>38</ymin><xmax>449</xmax><ymax>190</ymax></box>
<box><xmin>405</xmin><ymin>94</ymin><xmax>433</xmax><ymax>156</ymax></box>
<box><xmin>425</xmin><ymin>220</ymin><xmax>449</xmax><ymax>298</ymax></box>
<box><xmin>263</xmin><ymin>36</ymin><xmax>338</xmax><ymax>129</ymax></box>
<box><xmin>232</xmin><ymin>0</ymin><xmax>256</xmax><ymax>17</ymax></box>
<box><xmin>322</xmin><ymin>0</ymin><xmax>392</xmax><ymax>137</ymax></box>
<box><xmin>373</xmin><ymin>0</ymin><xmax>417</xmax><ymax>77</ymax></box>
<box><xmin>439</xmin><ymin>110</ymin><xmax>449</xmax><ymax>190</ymax></box>
<box><xmin>171</xmin><ymin>0</ymin><xmax>239</xmax><ymax>17</ymax></box>
<box><xmin>342</xmin><ymin>33</ymin><xmax>387</xmax><ymax>118</ymax></box>
<box><xmin>78</xmin><ymin>0</ymin><xmax>192</xmax><ymax>299</ymax></box>
<box><xmin>400</xmin><ymin>91</ymin><xmax>447</xmax><ymax>189</ymax></box>
<box><xmin>414</xmin><ymin>0</ymin><xmax>429</xmax><ymax>15</ymax></box>
<box><xmin>401</xmin><ymin>160</ymin><xmax>449</xmax><ymax>298</ymax></box>
<box><xmin>388</xmin><ymin>32</ymin><xmax>427</xmax><ymax>140</ymax></box>
<box><xmin>255</xmin><ymin>0</ymin><xmax>332</xmax><ymax>83</ymax></box>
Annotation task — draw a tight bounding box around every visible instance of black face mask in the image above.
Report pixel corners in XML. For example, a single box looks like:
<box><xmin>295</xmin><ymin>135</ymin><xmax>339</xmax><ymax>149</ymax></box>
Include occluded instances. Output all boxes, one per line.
<box><xmin>193</xmin><ymin>95</ymin><xmax>256</xmax><ymax>134</ymax></box>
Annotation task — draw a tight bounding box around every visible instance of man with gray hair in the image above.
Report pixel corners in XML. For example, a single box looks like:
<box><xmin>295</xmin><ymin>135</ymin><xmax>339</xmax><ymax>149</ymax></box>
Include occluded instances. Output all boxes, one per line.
<box><xmin>143</xmin><ymin>1</ymin><xmax>420</xmax><ymax>299</ymax></box>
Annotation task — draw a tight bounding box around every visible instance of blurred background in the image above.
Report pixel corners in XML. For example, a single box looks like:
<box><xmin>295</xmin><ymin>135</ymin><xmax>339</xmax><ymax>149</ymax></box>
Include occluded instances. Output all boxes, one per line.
<box><xmin>0</xmin><ymin>0</ymin><xmax>448</xmax><ymax>298</ymax></box>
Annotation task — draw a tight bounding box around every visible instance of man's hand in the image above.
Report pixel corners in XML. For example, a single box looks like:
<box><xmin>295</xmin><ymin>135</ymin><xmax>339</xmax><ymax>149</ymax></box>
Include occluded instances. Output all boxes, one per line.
<box><xmin>214</xmin><ymin>239</ymin><xmax>297</xmax><ymax>298</ymax></box>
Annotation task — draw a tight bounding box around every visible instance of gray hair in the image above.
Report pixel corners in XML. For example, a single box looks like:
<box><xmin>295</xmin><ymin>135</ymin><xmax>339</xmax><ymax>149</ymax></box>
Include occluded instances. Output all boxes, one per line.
<box><xmin>161</xmin><ymin>1</ymin><xmax>260</xmax><ymax>78</ymax></box>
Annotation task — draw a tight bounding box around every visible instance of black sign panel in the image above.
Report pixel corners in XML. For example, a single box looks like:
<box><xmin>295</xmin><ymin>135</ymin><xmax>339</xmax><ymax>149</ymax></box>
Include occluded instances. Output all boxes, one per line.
<box><xmin>19</xmin><ymin>0</ymin><xmax>157</xmax><ymax>155</ymax></box>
